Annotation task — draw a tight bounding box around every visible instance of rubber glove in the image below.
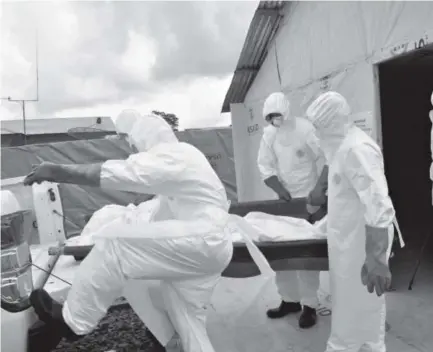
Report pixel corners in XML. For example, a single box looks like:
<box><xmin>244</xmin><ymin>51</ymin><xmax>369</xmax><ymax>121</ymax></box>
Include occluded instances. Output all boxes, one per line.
<box><xmin>24</xmin><ymin>162</ymin><xmax>58</xmax><ymax>185</ymax></box>
<box><xmin>307</xmin><ymin>166</ymin><xmax>329</xmax><ymax>207</ymax></box>
<box><xmin>306</xmin><ymin>204</ymin><xmax>320</xmax><ymax>214</ymax></box>
<box><xmin>264</xmin><ymin>176</ymin><xmax>292</xmax><ymax>201</ymax></box>
<box><xmin>24</xmin><ymin>162</ymin><xmax>102</xmax><ymax>187</ymax></box>
<box><xmin>361</xmin><ymin>225</ymin><xmax>392</xmax><ymax>296</ymax></box>
<box><xmin>307</xmin><ymin>206</ymin><xmax>327</xmax><ymax>224</ymax></box>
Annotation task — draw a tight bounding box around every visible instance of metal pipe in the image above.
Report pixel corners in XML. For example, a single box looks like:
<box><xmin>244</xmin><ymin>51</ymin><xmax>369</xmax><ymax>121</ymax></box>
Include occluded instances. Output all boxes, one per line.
<box><xmin>33</xmin><ymin>250</ymin><xmax>62</xmax><ymax>290</ymax></box>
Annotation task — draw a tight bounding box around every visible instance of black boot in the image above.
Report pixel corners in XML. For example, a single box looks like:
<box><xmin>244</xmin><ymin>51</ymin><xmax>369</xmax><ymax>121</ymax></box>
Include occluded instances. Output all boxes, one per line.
<box><xmin>30</xmin><ymin>289</ymin><xmax>81</xmax><ymax>344</ymax></box>
<box><xmin>299</xmin><ymin>305</ymin><xmax>317</xmax><ymax>329</ymax></box>
<box><xmin>266</xmin><ymin>301</ymin><xmax>302</xmax><ymax>319</ymax></box>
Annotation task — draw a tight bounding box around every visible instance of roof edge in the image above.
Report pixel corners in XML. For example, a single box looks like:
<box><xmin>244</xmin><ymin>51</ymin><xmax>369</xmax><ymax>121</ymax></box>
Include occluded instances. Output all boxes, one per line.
<box><xmin>221</xmin><ymin>1</ymin><xmax>286</xmax><ymax>113</ymax></box>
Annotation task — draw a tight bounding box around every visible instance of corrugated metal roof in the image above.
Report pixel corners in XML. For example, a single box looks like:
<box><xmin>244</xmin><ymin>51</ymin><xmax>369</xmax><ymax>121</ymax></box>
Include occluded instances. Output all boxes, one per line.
<box><xmin>221</xmin><ymin>1</ymin><xmax>286</xmax><ymax>113</ymax></box>
<box><xmin>0</xmin><ymin>116</ymin><xmax>115</xmax><ymax>135</ymax></box>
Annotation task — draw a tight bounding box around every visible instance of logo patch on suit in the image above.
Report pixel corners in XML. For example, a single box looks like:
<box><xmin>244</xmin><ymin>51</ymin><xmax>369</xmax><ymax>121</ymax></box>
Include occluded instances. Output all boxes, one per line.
<box><xmin>296</xmin><ymin>149</ymin><xmax>305</xmax><ymax>158</ymax></box>
<box><xmin>333</xmin><ymin>173</ymin><xmax>341</xmax><ymax>185</ymax></box>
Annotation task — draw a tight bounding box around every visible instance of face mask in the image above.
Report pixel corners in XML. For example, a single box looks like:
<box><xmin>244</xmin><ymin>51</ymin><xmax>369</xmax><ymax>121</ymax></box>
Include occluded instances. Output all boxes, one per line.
<box><xmin>271</xmin><ymin>116</ymin><xmax>283</xmax><ymax>127</ymax></box>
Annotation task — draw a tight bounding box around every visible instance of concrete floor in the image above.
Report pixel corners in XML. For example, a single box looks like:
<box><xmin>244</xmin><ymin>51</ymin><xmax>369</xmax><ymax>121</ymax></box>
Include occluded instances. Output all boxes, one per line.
<box><xmin>206</xmin><ymin>235</ymin><xmax>433</xmax><ymax>352</ymax></box>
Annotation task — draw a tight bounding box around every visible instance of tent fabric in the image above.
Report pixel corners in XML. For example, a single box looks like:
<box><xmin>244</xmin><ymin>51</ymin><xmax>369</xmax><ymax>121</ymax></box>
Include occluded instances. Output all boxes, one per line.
<box><xmin>1</xmin><ymin>138</ymin><xmax>142</xmax><ymax>239</ymax></box>
<box><xmin>177</xmin><ymin>128</ymin><xmax>237</xmax><ymax>202</ymax></box>
<box><xmin>1</xmin><ymin>128</ymin><xmax>237</xmax><ymax>239</ymax></box>
<box><xmin>230</xmin><ymin>1</ymin><xmax>433</xmax><ymax>202</ymax></box>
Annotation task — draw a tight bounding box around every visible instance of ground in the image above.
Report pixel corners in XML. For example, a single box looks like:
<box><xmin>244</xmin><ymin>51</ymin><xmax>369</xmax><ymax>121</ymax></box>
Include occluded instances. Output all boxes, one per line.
<box><xmin>53</xmin><ymin>236</ymin><xmax>433</xmax><ymax>352</ymax></box>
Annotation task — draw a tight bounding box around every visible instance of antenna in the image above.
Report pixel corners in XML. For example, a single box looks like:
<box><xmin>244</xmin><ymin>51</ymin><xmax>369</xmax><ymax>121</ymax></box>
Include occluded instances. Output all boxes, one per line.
<box><xmin>0</xmin><ymin>28</ymin><xmax>39</xmax><ymax>145</ymax></box>
<box><xmin>35</xmin><ymin>28</ymin><xmax>39</xmax><ymax>101</ymax></box>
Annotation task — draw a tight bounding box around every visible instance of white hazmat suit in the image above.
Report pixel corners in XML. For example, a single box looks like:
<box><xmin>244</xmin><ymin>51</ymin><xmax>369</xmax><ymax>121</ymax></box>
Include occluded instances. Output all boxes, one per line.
<box><xmin>60</xmin><ymin>112</ymin><xmax>233</xmax><ymax>352</ymax></box>
<box><xmin>306</xmin><ymin>92</ymin><xmax>395</xmax><ymax>352</ymax></box>
<box><xmin>257</xmin><ymin>92</ymin><xmax>324</xmax><ymax>313</ymax></box>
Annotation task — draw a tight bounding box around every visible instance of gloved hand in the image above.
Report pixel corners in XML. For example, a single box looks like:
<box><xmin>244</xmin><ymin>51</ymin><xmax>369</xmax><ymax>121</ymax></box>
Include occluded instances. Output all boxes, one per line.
<box><xmin>277</xmin><ymin>189</ymin><xmax>292</xmax><ymax>202</ymax></box>
<box><xmin>264</xmin><ymin>176</ymin><xmax>292</xmax><ymax>202</ymax></box>
<box><xmin>307</xmin><ymin>206</ymin><xmax>327</xmax><ymax>224</ymax></box>
<box><xmin>24</xmin><ymin>162</ymin><xmax>102</xmax><ymax>187</ymax></box>
<box><xmin>24</xmin><ymin>162</ymin><xmax>58</xmax><ymax>186</ymax></box>
<box><xmin>306</xmin><ymin>204</ymin><xmax>320</xmax><ymax>214</ymax></box>
<box><xmin>361</xmin><ymin>225</ymin><xmax>392</xmax><ymax>296</ymax></box>
<box><xmin>307</xmin><ymin>166</ymin><xmax>329</xmax><ymax>207</ymax></box>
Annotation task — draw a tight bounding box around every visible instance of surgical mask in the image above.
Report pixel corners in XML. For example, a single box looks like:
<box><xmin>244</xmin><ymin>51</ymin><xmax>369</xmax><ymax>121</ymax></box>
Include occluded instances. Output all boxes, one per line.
<box><xmin>271</xmin><ymin>116</ymin><xmax>283</xmax><ymax>127</ymax></box>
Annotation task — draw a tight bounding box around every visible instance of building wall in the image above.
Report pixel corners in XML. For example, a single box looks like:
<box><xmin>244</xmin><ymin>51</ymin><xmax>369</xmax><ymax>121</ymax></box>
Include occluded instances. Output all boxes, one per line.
<box><xmin>230</xmin><ymin>1</ymin><xmax>433</xmax><ymax>202</ymax></box>
<box><xmin>244</xmin><ymin>1</ymin><xmax>433</xmax><ymax>130</ymax></box>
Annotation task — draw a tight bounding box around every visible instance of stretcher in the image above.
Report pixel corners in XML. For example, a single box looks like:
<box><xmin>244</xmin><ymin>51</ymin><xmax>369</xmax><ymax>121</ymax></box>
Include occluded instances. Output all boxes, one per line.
<box><xmin>51</xmin><ymin>198</ymin><xmax>329</xmax><ymax>278</ymax></box>
<box><xmin>224</xmin><ymin>198</ymin><xmax>328</xmax><ymax>277</ymax></box>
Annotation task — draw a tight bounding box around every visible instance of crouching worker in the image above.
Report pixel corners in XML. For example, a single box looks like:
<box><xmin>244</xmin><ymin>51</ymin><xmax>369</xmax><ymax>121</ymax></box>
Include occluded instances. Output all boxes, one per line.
<box><xmin>257</xmin><ymin>92</ymin><xmax>327</xmax><ymax>328</ymax></box>
<box><xmin>24</xmin><ymin>110</ymin><xmax>233</xmax><ymax>352</ymax></box>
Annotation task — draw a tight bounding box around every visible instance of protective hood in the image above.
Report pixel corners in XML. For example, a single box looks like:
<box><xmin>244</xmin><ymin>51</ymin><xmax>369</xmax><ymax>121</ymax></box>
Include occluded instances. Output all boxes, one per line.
<box><xmin>129</xmin><ymin>113</ymin><xmax>178</xmax><ymax>152</ymax></box>
<box><xmin>263</xmin><ymin>92</ymin><xmax>291</xmax><ymax>123</ymax></box>
<box><xmin>306</xmin><ymin>92</ymin><xmax>352</xmax><ymax>164</ymax></box>
<box><xmin>115</xmin><ymin>109</ymin><xmax>140</xmax><ymax>135</ymax></box>
<box><xmin>306</xmin><ymin>91</ymin><xmax>351</xmax><ymax>136</ymax></box>
<box><xmin>115</xmin><ymin>110</ymin><xmax>178</xmax><ymax>152</ymax></box>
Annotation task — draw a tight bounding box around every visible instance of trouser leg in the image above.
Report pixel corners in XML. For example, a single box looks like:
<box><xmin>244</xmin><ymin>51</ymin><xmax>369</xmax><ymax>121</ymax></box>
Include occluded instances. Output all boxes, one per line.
<box><xmin>161</xmin><ymin>275</ymin><xmax>220</xmax><ymax>352</ymax></box>
<box><xmin>63</xmin><ymin>234</ymin><xmax>228</xmax><ymax>341</ymax></box>
<box><xmin>63</xmin><ymin>239</ymin><xmax>125</xmax><ymax>335</ymax></box>
<box><xmin>275</xmin><ymin>270</ymin><xmax>300</xmax><ymax>302</ymax></box>
<box><xmin>297</xmin><ymin>270</ymin><xmax>320</xmax><ymax>308</ymax></box>
<box><xmin>123</xmin><ymin>280</ymin><xmax>176</xmax><ymax>346</ymax></box>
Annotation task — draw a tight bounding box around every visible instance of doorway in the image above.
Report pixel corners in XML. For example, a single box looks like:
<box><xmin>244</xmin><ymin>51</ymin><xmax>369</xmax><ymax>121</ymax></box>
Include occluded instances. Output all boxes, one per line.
<box><xmin>378</xmin><ymin>44</ymin><xmax>433</xmax><ymax>246</ymax></box>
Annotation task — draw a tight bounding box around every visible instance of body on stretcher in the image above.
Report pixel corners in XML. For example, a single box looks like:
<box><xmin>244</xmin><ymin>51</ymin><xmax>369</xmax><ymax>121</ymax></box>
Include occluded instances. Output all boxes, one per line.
<box><xmin>52</xmin><ymin>198</ymin><xmax>330</xmax><ymax>278</ymax></box>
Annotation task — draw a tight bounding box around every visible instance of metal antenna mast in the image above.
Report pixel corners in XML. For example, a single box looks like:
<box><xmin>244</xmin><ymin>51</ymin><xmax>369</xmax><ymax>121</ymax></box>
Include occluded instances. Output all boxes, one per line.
<box><xmin>1</xmin><ymin>29</ymin><xmax>39</xmax><ymax>145</ymax></box>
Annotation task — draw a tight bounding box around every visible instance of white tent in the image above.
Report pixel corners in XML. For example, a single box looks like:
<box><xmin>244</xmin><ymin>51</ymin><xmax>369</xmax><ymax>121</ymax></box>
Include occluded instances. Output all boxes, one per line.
<box><xmin>224</xmin><ymin>1</ymin><xmax>433</xmax><ymax>236</ymax></box>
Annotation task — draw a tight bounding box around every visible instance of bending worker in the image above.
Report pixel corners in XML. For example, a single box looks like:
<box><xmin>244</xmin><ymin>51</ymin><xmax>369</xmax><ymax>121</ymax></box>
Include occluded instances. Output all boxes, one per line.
<box><xmin>306</xmin><ymin>91</ymin><xmax>395</xmax><ymax>352</ymax></box>
<box><xmin>24</xmin><ymin>111</ymin><xmax>233</xmax><ymax>352</ymax></box>
<box><xmin>257</xmin><ymin>92</ymin><xmax>327</xmax><ymax>328</ymax></box>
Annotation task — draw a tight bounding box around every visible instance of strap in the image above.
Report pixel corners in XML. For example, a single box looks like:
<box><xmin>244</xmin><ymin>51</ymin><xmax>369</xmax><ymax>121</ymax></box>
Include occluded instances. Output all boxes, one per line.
<box><xmin>393</xmin><ymin>216</ymin><xmax>405</xmax><ymax>248</ymax></box>
<box><xmin>229</xmin><ymin>214</ymin><xmax>275</xmax><ymax>277</ymax></box>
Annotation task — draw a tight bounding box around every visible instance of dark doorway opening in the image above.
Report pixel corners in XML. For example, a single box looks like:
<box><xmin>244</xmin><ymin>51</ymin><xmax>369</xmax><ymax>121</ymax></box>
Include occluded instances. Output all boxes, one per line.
<box><xmin>378</xmin><ymin>44</ymin><xmax>433</xmax><ymax>247</ymax></box>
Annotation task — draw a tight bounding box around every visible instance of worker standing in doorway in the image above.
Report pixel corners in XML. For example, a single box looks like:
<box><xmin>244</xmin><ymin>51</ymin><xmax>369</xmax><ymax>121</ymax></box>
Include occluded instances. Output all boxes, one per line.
<box><xmin>306</xmin><ymin>91</ymin><xmax>395</xmax><ymax>352</ymax></box>
<box><xmin>257</xmin><ymin>92</ymin><xmax>327</xmax><ymax>329</ymax></box>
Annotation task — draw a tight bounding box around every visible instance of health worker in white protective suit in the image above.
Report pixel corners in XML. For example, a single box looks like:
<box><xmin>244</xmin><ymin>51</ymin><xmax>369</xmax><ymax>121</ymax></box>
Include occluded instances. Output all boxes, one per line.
<box><xmin>24</xmin><ymin>111</ymin><xmax>234</xmax><ymax>352</ymax></box>
<box><xmin>306</xmin><ymin>91</ymin><xmax>396</xmax><ymax>352</ymax></box>
<box><xmin>257</xmin><ymin>92</ymin><xmax>328</xmax><ymax>328</ymax></box>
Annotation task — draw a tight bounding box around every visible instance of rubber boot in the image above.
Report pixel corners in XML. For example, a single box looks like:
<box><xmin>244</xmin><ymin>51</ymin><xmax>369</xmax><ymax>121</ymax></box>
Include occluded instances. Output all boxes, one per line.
<box><xmin>266</xmin><ymin>301</ymin><xmax>302</xmax><ymax>319</ymax></box>
<box><xmin>30</xmin><ymin>289</ymin><xmax>81</xmax><ymax>345</ymax></box>
<box><xmin>298</xmin><ymin>305</ymin><xmax>317</xmax><ymax>329</ymax></box>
